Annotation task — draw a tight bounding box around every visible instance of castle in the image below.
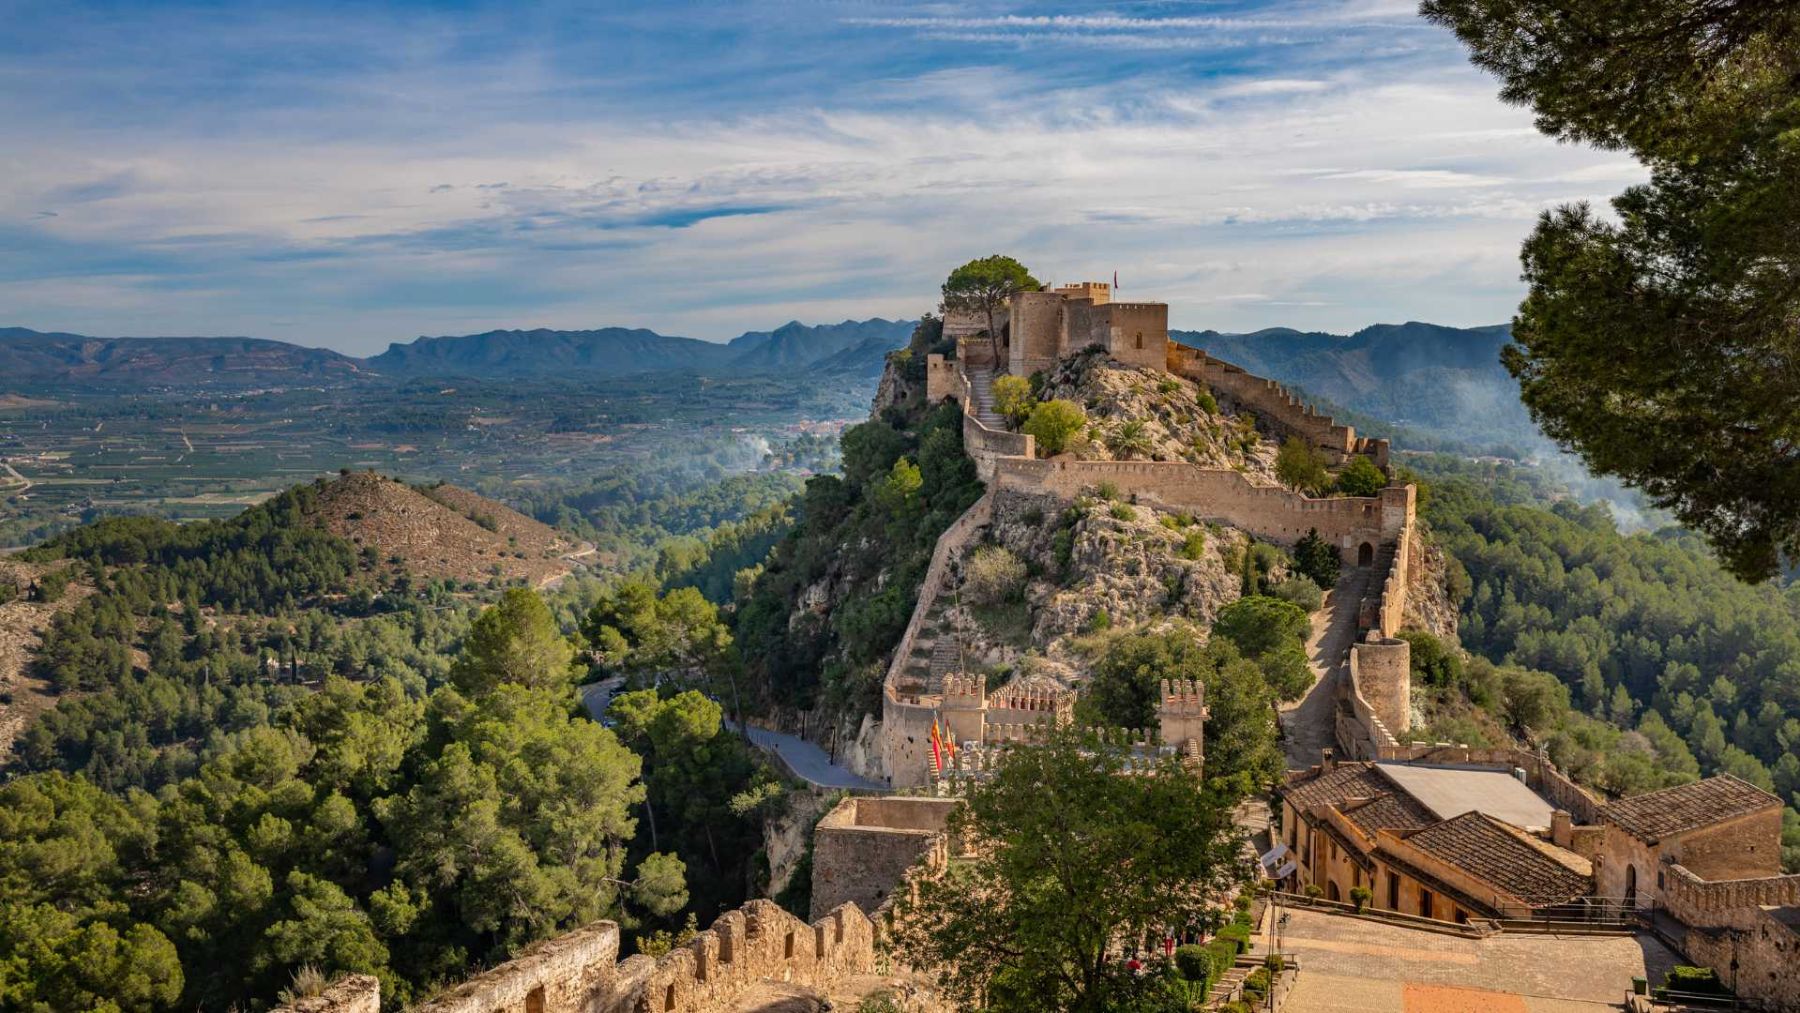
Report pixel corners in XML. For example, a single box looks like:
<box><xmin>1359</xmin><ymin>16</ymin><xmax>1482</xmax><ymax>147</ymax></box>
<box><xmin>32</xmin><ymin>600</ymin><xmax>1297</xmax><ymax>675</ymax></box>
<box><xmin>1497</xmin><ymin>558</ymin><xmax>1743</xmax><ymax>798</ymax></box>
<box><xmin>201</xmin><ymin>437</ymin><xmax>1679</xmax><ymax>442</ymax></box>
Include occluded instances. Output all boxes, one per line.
<box><xmin>892</xmin><ymin>279</ymin><xmax>1418</xmax><ymax>788</ymax></box>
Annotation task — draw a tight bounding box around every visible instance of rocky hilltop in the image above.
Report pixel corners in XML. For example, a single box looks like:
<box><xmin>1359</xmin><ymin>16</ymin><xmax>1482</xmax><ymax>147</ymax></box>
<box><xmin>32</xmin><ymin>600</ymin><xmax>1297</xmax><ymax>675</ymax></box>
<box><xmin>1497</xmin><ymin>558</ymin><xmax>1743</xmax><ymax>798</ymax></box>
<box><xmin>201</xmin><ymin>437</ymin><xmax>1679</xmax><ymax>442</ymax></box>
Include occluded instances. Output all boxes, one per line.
<box><xmin>300</xmin><ymin>472</ymin><xmax>590</xmax><ymax>587</ymax></box>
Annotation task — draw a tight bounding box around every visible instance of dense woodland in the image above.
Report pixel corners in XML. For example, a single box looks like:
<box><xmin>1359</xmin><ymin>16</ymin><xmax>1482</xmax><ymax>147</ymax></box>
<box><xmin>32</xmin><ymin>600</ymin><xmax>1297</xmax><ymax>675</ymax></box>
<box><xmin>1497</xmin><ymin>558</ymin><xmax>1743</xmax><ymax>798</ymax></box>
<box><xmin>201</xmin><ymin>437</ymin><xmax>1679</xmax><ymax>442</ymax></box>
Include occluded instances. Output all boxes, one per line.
<box><xmin>0</xmin><ymin>484</ymin><xmax>774</xmax><ymax>1011</ymax></box>
<box><xmin>1404</xmin><ymin>457</ymin><xmax>1800</xmax><ymax>869</ymax></box>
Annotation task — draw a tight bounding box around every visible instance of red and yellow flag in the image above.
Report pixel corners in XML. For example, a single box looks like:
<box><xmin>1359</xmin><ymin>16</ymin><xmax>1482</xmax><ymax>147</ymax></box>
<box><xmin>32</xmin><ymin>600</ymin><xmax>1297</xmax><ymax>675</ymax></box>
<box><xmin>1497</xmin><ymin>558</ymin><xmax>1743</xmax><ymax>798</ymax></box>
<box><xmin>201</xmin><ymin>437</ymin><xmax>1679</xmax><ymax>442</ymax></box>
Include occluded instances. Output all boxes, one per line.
<box><xmin>929</xmin><ymin>717</ymin><xmax>943</xmax><ymax>773</ymax></box>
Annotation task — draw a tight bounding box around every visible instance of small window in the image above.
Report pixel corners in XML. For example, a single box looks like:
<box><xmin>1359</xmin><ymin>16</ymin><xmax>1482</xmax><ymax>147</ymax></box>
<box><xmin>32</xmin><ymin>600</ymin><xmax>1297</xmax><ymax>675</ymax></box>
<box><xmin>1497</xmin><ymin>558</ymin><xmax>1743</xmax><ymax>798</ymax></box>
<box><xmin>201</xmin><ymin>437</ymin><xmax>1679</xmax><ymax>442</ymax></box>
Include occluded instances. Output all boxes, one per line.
<box><xmin>525</xmin><ymin>986</ymin><xmax>545</xmax><ymax>1013</ymax></box>
<box><xmin>665</xmin><ymin>983</ymin><xmax>677</xmax><ymax>1011</ymax></box>
<box><xmin>784</xmin><ymin>930</ymin><xmax>796</xmax><ymax>959</ymax></box>
<box><xmin>1419</xmin><ymin>887</ymin><xmax>1434</xmax><ymax>919</ymax></box>
<box><xmin>1387</xmin><ymin>873</ymin><xmax>1399</xmax><ymax>910</ymax></box>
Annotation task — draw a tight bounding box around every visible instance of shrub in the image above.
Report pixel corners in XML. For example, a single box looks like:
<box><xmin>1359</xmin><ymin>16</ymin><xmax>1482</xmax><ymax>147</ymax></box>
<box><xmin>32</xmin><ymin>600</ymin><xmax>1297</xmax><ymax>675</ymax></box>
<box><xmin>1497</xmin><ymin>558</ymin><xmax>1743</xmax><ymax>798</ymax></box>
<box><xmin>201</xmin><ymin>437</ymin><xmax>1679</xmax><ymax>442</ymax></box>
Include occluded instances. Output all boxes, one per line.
<box><xmin>1399</xmin><ymin>629</ymin><xmax>1464</xmax><ymax>688</ymax></box>
<box><xmin>1303</xmin><ymin>883</ymin><xmax>1324</xmax><ymax>899</ymax></box>
<box><xmin>1242</xmin><ymin>967</ymin><xmax>1272</xmax><ymax>1002</ymax></box>
<box><xmin>1349</xmin><ymin>886</ymin><xmax>1372</xmax><ymax>912</ymax></box>
<box><xmin>1179</xmin><ymin>530</ymin><xmax>1207</xmax><ymax>561</ymax></box>
<box><xmin>1275</xmin><ymin>437</ymin><xmax>1330</xmax><ymax>495</ymax></box>
<box><xmin>1268</xmin><ymin>576</ymin><xmax>1322</xmax><ymax>613</ymax></box>
<box><xmin>1665</xmin><ymin>966</ymin><xmax>1725</xmax><ymax>994</ymax></box>
<box><xmin>1196</xmin><ymin>391</ymin><xmax>1218</xmax><ymax>414</ymax></box>
<box><xmin>1334</xmin><ymin>455</ymin><xmax>1387</xmax><ymax>497</ymax></box>
<box><xmin>965</xmin><ymin>546</ymin><xmax>1028</xmax><ymax>605</ymax></box>
<box><xmin>1173</xmin><ymin>943</ymin><xmax>1209</xmax><ymax>982</ymax></box>
<box><xmin>1052</xmin><ymin>529</ymin><xmax>1075</xmax><ymax>571</ymax></box>
<box><xmin>1023</xmin><ymin>399</ymin><xmax>1088</xmax><ymax>456</ymax></box>
<box><xmin>1084</xmin><ymin>609</ymin><xmax>1112</xmax><ymax>633</ymax></box>
<box><xmin>1096</xmin><ymin>480</ymin><xmax>1122</xmax><ymax>501</ymax></box>
<box><xmin>992</xmin><ymin>373</ymin><xmax>1036</xmax><ymax>426</ymax></box>
<box><xmin>1109</xmin><ymin>503</ymin><xmax>1137</xmax><ymax>522</ymax></box>
<box><xmin>1105</xmin><ymin>419</ymin><xmax>1155</xmax><ymax>460</ymax></box>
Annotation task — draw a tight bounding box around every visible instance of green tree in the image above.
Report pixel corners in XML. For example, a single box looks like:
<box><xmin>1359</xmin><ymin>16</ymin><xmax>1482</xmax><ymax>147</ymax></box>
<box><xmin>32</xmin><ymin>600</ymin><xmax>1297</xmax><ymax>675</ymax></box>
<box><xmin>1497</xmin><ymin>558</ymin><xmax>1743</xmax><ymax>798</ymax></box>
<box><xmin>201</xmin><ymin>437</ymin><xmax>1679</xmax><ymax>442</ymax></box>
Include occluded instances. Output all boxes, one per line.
<box><xmin>449</xmin><ymin>588</ymin><xmax>576</xmax><ymax>697</ymax></box>
<box><xmin>1334</xmin><ymin>455</ymin><xmax>1386</xmax><ymax>497</ymax></box>
<box><xmin>585</xmin><ymin>582</ymin><xmax>732</xmax><ymax>680</ymax></box>
<box><xmin>1292</xmin><ymin>528</ymin><xmax>1340</xmax><ymax>589</ymax></box>
<box><xmin>892</xmin><ymin>729</ymin><xmax>1240</xmax><ymax>1013</ymax></box>
<box><xmin>1212</xmin><ymin>596</ymin><xmax>1309</xmax><ymax>660</ymax></box>
<box><xmin>1423</xmin><ymin>0</ymin><xmax>1800</xmax><ymax>580</ymax></box>
<box><xmin>991</xmin><ymin>373</ymin><xmax>1035</xmax><ymax>427</ymax></box>
<box><xmin>1022</xmin><ymin>400</ymin><xmax>1087</xmax><ymax>457</ymax></box>
<box><xmin>941</xmin><ymin>255</ymin><xmax>1040</xmax><ymax>364</ymax></box>
<box><xmin>1274</xmin><ymin>438</ymin><xmax>1329</xmax><ymax>496</ymax></box>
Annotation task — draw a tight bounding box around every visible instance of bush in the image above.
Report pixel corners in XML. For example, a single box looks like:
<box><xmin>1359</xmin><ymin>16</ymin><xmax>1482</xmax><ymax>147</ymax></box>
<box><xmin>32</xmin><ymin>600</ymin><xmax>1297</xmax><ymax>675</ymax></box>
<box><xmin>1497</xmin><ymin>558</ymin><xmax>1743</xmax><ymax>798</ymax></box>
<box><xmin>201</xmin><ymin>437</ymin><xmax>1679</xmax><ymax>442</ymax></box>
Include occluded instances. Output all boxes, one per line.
<box><xmin>1267</xmin><ymin>576</ymin><xmax>1322</xmax><ymax>613</ymax></box>
<box><xmin>1196</xmin><ymin>391</ymin><xmax>1218</xmax><ymax>414</ymax></box>
<box><xmin>1349</xmin><ymin>886</ymin><xmax>1372</xmax><ymax>912</ymax></box>
<box><xmin>1399</xmin><ymin>629</ymin><xmax>1464</xmax><ymax>688</ymax></box>
<box><xmin>1110</xmin><ymin>503</ymin><xmax>1137</xmax><ymax>522</ymax></box>
<box><xmin>1023</xmin><ymin>399</ymin><xmax>1088</xmax><ymax>456</ymax></box>
<box><xmin>992</xmin><ymin>374</ymin><xmax>1035</xmax><ymax>426</ymax></box>
<box><xmin>1334</xmin><ymin>455</ymin><xmax>1387</xmax><ymax>497</ymax></box>
<box><xmin>965</xmin><ymin>546</ymin><xmax>1028</xmax><ymax>605</ymax></box>
<box><xmin>1178</xmin><ymin>530</ymin><xmax>1207</xmax><ymax>561</ymax></box>
<box><xmin>1303</xmin><ymin>883</ymin><xmax>1324</xmax><ymax>899</ymax></box>
<box><xmin>1665</xmin><ymin>966</ymin><xmax>1725</xmax><ymax>994</ymax></box>
<box><xmin>1242</xmin><ymin>967</ymin><xmax>1272</xmax><ymax>1002</ymax></box>
<box><xmin>1173</xmin><ymin>943</ymin><xmax>1209</xmax><ymax>982</ymax></box>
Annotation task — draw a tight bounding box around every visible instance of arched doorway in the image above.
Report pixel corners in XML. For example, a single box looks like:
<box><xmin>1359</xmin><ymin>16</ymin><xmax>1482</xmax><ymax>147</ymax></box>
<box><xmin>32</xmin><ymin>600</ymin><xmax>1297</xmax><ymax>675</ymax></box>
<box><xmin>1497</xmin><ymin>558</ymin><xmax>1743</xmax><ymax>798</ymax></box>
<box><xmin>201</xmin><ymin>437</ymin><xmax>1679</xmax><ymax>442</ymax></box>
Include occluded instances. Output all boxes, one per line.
<box><xmin>1357</xmin><ymin>542</ymin><xmax>1374</xmax><ymax>567</ymax></box>
<box><xmin>1624</xmin><ymin>865</ymin><xmax>1637</xmax><ymax>908</ymax></box>
<box><xmin>1327</xmin><ymin>881</ymin><xmax>1340</xmax><ymax>903</ymax></box>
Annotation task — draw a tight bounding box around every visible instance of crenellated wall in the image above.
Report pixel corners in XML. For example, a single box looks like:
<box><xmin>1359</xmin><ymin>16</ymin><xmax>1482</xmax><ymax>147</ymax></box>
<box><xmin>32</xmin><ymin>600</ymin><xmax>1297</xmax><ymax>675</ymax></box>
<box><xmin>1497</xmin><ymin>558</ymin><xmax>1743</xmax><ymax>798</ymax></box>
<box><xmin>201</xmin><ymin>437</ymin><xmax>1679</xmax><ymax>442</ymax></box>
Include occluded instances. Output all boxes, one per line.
<box><xmin>1166</xmin><ymin>343</ymin><xmax>1388</xmax><ymax>468</ymax></box>
<box><xmin>278</xmin><ymin>901</ymin><xmax>878</xmax><ymax>1013</ymax></box>
<box><xmin>1663</xmin><ymin>862</ymin><xmax>1800</xmax><ymax>927</ymax></box>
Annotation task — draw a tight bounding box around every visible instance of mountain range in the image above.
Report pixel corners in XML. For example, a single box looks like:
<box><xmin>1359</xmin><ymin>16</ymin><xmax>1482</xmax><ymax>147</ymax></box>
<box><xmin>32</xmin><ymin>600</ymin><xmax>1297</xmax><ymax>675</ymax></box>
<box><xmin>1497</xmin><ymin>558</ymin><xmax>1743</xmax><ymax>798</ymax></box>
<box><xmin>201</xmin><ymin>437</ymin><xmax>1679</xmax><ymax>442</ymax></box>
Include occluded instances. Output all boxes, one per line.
<box><xmin>2</xmin><ymin>316</ymin><xmax>1532</xmax><ymax>448</ymax></box>
<box><xmin>0</xmin><ymin>318</ymin><xmax>917</xmax><ymax>386</ymax></box>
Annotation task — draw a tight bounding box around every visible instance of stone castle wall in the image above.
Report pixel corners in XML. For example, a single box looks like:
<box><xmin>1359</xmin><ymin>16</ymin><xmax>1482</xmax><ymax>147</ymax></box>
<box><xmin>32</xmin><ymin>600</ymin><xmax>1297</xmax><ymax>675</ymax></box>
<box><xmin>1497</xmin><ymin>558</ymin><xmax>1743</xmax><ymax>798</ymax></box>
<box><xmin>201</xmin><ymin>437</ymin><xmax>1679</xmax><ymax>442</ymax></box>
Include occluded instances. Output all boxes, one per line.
<box><xmin>278</xmin><ymin>901</ymin><xmax>877</xmax><ymax>1013</ymax></box>
<box><xmin>1349</xmin><ymin>636</ymin><xmax>1410</xmax><ymax>739</ymax></box>
<box><xmin>811</xmin><ymin>797</ymin><xmax>958</xmax><ymax>919</ymax></box>
<box><xmin>1166</xmin><ymin>343</ymin><xmax>1388</xmax><ymax>468</ymax></box>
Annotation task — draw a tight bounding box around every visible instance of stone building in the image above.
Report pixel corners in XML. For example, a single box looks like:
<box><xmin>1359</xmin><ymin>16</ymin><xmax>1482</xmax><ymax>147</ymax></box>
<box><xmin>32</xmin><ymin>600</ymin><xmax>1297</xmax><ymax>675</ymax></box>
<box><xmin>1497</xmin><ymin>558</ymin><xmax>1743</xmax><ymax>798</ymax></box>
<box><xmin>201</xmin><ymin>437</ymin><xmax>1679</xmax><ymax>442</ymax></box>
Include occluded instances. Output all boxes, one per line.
<box><xmin>1277</xmin><ymin>753</ymin><xmax>1595</xmax><ymax>922</ymax></box>
<box><xmin>810</xmin><ymin>796</ymin><xmax>959</xmax><ymax>920</ymax></box>
<box><xmin>1005</xmin><ymin>281</ymin><xmax>1169</xmax><ymax>374</ymax></box>
<box><xmin>1589</xmin><ymin>774</ymin><xmax>1785</xmax><ymax>909</ymax></box>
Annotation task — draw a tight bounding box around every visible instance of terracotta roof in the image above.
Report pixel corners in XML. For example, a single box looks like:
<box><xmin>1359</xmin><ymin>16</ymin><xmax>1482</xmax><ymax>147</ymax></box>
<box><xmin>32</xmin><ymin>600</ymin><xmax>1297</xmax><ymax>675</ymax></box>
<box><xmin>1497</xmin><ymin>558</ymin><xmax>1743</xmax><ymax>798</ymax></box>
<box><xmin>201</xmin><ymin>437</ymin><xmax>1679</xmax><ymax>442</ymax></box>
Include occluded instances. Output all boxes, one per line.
<box><xmin>1281</xmin><ymin>762</ymin><xmax>1388</xmax><ymax>811</ymax></box>
<box><xmin>1598</xmin><ymin>775</ymin><xmax>1781</xmax><ymax>843</ymax></box>
<box><xmin>1340</xmin><ymin>793</ymin><xmax>1436</xmax><ymax>838</ymax></box>
<box><xmin>1402</xmin><ymin>812</ymin><xmax>1591</xmax><ymax>909</ymax></box>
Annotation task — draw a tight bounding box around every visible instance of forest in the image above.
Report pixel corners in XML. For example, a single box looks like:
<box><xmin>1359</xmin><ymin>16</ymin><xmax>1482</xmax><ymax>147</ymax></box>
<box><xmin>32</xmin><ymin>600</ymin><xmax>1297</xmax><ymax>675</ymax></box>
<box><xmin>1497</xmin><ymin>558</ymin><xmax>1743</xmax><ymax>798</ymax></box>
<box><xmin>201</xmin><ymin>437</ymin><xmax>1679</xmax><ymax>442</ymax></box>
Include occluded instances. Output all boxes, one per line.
<box><xmin>1404</xmin><ymin>456</ymin><xmax>1800</xmax><ymax>869</ymax></box>
<box><xmin>0</xmin><ymin>480</ymin><xmax>778</xmax><ymax>1010</ymax></box>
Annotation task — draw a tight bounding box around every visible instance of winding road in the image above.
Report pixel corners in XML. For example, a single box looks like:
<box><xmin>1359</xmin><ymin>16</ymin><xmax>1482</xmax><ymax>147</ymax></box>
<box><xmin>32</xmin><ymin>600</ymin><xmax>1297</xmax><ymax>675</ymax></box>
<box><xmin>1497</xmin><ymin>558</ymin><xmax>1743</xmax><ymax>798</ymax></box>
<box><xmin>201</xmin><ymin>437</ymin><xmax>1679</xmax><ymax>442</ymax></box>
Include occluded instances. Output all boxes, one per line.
<box><xmin>579</xmin><ymin>676</ymin><xmax>882</xmax><ymax>792</ymax></box>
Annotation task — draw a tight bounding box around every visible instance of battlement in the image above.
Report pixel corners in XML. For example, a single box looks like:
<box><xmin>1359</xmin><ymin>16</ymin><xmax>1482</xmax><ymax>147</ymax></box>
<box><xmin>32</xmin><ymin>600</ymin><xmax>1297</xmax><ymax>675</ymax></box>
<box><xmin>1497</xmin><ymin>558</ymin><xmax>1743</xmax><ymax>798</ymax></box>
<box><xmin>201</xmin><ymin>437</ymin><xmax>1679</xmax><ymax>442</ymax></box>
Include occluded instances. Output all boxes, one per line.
<box><xmin>1159</xmin><ymin>678</ymin><xmax>1205</xmax><ymax>711</ymax></box>
<box><xmin>277</xmin><ymin>901</ymin><xmax>877</xmax><ymax>1013</ymax></box>
<box><xmin>940</xmin><ymin>674</ymin><xmax>985</xmax><ymax>708</ymax></box>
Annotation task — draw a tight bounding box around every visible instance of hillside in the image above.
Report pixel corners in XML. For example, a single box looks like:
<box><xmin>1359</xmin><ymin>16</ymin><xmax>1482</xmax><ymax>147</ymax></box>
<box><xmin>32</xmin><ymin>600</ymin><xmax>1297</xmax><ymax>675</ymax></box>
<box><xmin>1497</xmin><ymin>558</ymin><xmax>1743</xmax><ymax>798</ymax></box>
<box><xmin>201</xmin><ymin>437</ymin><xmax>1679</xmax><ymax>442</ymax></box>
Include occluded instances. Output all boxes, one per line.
<box><xmin>1176</xmin><ymin>321</ymin><xmax>1536</xmax><ymax>448</ymax></box>
<box><xmin>301</xmin><ymin>472</ymin><xmax>590</xmax><ymax>587</ymax></box>
<box><xmin>0</xmin><ymin>327</ymin><xmax>366</xmax><ymax>385</ymax></box>
<box><xmin>726</xmin><ymin>319</ymin><xmax>913</xmax><ymax>371</ymax></box>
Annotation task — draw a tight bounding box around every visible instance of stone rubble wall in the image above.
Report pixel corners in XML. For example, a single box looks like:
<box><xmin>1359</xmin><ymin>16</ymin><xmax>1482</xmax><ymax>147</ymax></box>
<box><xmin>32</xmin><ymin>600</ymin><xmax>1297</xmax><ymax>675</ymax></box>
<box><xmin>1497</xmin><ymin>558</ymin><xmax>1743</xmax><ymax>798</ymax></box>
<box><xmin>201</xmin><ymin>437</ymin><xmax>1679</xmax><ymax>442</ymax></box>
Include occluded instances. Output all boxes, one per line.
<box><xmin>275</xmin><ymin>901</ymin><xmax>876</xmax><ymax>1013</ymax></box>
<box><xmin>1663</xmin><ymin>862</ymin><xmax>1800</xmax><ymax>926</ymax></box>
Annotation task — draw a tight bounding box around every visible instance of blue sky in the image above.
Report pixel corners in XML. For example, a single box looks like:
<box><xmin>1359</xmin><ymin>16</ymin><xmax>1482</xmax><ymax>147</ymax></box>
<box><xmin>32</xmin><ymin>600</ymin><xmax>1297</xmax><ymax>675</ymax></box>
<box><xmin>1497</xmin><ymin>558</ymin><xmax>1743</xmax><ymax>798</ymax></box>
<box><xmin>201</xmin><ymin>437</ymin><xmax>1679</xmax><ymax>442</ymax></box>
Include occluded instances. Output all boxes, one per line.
<box><xmin>0</xmin><ymin>0</ymin><xmax>1642</xmax><ymax>354</ymax></box>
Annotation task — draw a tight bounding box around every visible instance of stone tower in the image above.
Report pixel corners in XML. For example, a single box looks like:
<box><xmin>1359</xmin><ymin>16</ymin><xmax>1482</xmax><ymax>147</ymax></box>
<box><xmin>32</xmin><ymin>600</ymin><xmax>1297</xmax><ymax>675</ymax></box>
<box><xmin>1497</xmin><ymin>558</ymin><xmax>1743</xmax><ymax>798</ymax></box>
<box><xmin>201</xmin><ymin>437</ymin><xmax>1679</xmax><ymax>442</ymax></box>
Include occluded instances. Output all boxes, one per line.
<box><xmin>939</xmin><ymin>674</ymin><xmax>987</xmax><ymax>748</ymax></box>
<box><xmin>1158</xmin><ymin>678</ymin><xmax>1207</xmax><ymax>750</ymax></box>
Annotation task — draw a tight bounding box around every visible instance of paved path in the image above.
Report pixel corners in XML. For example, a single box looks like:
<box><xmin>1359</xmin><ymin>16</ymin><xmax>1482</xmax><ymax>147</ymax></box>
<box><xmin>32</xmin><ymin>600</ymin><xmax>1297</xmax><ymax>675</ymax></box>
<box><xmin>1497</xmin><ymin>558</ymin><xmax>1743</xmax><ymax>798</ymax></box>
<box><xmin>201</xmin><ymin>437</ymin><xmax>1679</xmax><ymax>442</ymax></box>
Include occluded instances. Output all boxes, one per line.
<box><xmin>580</xmin><ymin>676</ymin><xmax>881</xmax><ymax>791</ymax></box>
<box><xmin>1279</xmin><ymin>566</ymin><xmax>1370</xmax><ymax>770</ymax></box>
<box><xmin>1271</xmin><ymin>907</ymin><xmax>1675</xmax><ymax>1013</ymax></box>
<box><xmin>735</xmin><ymin>723</ymin><xmax>884</xmax><ymax>792</ymax></box>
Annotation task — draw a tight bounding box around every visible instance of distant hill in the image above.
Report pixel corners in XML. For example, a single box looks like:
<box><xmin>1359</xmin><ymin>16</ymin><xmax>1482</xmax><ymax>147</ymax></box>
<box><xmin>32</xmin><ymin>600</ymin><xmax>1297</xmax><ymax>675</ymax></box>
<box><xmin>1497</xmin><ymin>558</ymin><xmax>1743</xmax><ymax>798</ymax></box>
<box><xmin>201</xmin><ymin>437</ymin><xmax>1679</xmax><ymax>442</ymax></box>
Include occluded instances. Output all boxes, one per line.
<box><xmin>364</xmin><ymin>326</ymin><xmax>734</xmax><ymax>376</ymax></box>
<box><xmin>726</xmin><ymin>319</ymin><xmax>913</xmax><ymax>371</ymax></box>
<box><xmin>0</xmin><ymin>318</ymin><xmax>914</xmax><ymax>385</ymax></box>
<box><xmin>0</xmin><ymin>327</ymin><xmax>365</xmax><ymax>384</ymax></box>
<box><xmin>1175</xmin><ymin>321</ymin><xmax>1539</xmax><ymax>449</ymax></box>
<box><xmin>298</xmin><ymin>472</ymin><xmax>589</xmax><ymax>587</ymax></box>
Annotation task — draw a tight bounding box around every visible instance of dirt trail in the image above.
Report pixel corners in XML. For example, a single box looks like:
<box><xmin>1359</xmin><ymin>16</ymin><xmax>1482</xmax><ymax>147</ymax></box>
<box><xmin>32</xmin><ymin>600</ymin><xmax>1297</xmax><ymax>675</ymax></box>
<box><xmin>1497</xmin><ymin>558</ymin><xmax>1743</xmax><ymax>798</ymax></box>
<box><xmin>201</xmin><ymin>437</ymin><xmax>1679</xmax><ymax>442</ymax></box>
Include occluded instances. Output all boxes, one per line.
<box><xmin>1278</xmin><ymin>566</ymin><xmax>1371</xmax><ymax>770</ymax></box>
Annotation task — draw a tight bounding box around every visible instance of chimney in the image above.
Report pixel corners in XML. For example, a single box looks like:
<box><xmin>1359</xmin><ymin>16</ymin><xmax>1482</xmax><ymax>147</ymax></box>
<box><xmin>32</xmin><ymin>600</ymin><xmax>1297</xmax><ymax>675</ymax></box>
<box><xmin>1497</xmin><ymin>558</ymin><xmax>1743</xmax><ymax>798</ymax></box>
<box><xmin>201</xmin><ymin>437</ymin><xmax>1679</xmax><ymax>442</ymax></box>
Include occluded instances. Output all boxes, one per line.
<box><xmin>1551</xmin><ymin>810</ymin><xmax>1572</xmax><ymax>849</ymax></box>
<box><xmin>1321</xmin><ymin>748</ymin><xmax>1336</xmax><ymax>772</ymax></box>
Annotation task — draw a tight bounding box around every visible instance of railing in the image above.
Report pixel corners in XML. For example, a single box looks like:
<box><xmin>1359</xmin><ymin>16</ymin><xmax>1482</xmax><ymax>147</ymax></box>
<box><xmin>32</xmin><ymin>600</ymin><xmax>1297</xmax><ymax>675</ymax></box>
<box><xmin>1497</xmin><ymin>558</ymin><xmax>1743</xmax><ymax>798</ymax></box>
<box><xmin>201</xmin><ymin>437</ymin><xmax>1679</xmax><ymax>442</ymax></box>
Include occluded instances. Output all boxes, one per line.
<box><xmin>1264</xmin><ymin>891</ymin><xmax>1496</xmax><ymax>937</ymax></box>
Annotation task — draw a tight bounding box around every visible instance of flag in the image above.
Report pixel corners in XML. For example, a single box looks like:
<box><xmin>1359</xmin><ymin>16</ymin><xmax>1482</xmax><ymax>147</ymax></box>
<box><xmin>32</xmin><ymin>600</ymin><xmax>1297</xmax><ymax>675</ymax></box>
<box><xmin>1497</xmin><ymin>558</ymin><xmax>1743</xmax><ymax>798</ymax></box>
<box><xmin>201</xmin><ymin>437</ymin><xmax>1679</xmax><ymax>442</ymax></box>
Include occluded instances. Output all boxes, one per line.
<box><xmin>929</xmin><ymin>717</ymin><xmax>943</xmax><ymax>774</ymax></box>
<box><xmin>1113</xmin><ymin>270</ymin><xmax>1118</xmax><ymax>290</ymax></box>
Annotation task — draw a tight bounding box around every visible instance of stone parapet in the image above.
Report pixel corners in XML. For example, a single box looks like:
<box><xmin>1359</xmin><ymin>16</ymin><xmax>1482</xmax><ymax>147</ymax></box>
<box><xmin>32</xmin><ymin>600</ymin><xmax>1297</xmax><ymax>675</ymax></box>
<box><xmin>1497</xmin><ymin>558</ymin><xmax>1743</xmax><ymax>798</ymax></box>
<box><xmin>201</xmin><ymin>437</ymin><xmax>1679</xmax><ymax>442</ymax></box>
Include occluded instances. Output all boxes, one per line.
<box><xmin>1663</xmin><ymin>863</ymin><xmax>1800</xmax><ymax>928</ymax></box>
<box><xmin>1167</xmin><ymin>343</ymin><xmax>1388</xmax><ymax>468</ymax></box>
<box><xmin>281</xmin><ymin>901</ymin><xmax>878</xmax><ymax>1013</ymax></box>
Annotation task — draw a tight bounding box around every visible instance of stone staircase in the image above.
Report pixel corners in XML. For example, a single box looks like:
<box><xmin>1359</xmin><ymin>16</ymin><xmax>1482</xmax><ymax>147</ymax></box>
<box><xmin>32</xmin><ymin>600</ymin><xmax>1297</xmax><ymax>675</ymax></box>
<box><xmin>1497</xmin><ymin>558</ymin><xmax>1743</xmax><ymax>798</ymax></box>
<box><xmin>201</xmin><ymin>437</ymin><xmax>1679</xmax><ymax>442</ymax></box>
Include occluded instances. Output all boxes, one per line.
<box><xmin>967</xmin><ymin>367</ymin><xmax>1008</xmax><ymax>430</ymax></box>
<box><xmin>898</xmin><ymin>600</ymin><xmax>963</xmax><ymax>693</ymax></box>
